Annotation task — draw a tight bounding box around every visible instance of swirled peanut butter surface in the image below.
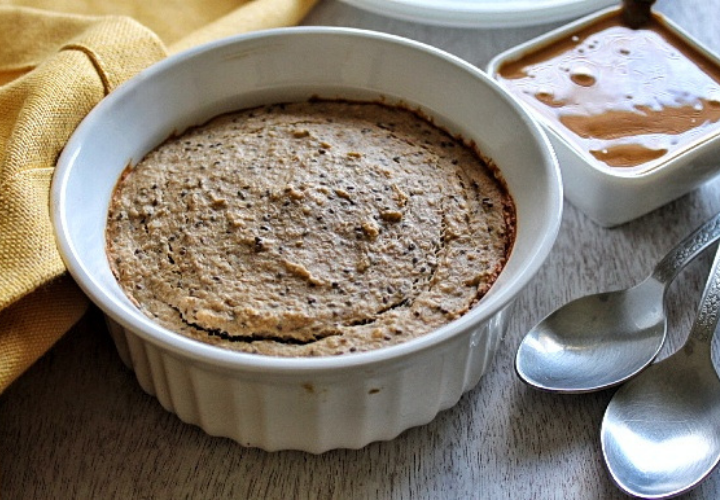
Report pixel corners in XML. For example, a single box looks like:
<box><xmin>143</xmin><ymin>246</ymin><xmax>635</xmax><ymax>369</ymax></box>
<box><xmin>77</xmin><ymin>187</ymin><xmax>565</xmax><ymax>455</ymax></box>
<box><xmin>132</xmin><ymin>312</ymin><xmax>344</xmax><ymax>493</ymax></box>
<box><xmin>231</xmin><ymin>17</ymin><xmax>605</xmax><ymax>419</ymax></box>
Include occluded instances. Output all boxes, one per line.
<box><xmin>496</xmin><ymin>10</ymin><xmax>720</xmax><ymax>172</ymax></box>
<box><xmin>106</xmin><ymin>101</ymin><xmax>515</xmax><ymax>357</ymax></box>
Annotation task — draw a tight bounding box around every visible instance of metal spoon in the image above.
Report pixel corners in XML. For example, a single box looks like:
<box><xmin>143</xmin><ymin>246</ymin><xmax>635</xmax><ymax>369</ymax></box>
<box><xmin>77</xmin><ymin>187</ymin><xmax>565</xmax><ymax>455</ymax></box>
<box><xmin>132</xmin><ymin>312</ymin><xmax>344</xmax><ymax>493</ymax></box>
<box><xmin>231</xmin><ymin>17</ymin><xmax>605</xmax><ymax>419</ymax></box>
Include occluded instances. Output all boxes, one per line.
<box><xmin>601</xmin><ymin>245</ymin><xmax>720</xmax><ymax>499</ymax></box>
<box><xmin>516</xmin><ymin>212</ymin><xmax>720</xmax><ymax>393</ymax></box>
<box><xmin>621</xmin><ymin>0</ymin><xmax>657</xmax><ymax>29</ymax></box>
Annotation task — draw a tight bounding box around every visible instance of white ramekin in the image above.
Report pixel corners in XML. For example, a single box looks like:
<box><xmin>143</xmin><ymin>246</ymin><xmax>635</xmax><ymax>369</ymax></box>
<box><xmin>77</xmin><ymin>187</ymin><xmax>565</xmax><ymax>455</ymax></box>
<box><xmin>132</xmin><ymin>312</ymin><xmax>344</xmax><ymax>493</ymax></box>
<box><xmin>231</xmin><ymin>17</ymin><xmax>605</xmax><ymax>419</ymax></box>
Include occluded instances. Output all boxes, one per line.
<box><xmin>488</xmin><ymin>7</ymin><xmax>720</xmax><ymax>227</ymax></box>
<box><xmin>52</xmin><ymin>27</ymin><xmax>562</xmax><ymax>453</ymax></box>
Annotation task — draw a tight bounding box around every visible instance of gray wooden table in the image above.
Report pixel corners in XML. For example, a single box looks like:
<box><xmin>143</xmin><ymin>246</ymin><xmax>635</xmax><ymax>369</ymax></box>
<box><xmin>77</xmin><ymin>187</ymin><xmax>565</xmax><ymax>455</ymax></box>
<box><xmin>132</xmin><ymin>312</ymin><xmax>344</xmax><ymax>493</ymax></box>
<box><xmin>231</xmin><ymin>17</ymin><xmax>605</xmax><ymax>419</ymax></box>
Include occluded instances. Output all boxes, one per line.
<box><xmin>2</xmin><ymin>0</ymin><xmax>720</xmax><ymax>498</ymax></box>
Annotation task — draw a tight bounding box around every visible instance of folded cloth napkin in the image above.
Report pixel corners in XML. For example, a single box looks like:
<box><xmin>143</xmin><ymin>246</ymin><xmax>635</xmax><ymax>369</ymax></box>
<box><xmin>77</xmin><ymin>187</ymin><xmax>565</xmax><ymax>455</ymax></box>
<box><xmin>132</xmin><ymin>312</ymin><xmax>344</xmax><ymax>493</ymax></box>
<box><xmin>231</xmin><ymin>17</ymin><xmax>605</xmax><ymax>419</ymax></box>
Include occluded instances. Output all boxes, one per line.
<box><xmin>0</xmin><ymin>0</ymin><xmax>318</xmax><ymax>394</ymax></box>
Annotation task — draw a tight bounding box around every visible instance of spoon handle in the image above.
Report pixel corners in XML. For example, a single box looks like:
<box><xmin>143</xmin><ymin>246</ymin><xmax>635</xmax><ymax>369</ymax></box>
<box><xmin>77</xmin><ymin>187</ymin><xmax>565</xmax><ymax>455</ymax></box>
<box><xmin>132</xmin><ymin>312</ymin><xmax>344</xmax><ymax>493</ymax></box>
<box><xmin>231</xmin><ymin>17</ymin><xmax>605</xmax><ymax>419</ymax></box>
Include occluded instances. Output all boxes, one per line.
<box><xmin>652</xmin><ymin>212</ymin><xmax>720</xmax><ymax>285</ymax></box>
<box><xmin>688</xmin><ymin>245</ymin><xmax>720</xmax><ymax>346</ymax></box>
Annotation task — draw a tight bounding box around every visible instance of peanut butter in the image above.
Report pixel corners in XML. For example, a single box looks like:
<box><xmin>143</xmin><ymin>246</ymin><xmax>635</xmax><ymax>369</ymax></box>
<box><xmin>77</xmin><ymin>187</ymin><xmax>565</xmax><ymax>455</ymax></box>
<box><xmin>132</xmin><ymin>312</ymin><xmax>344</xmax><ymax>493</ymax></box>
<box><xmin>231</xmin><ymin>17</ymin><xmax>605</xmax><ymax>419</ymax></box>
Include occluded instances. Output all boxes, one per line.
<box><xmin>496</xmin><ymin>9</ymin><xmax>720</xmax><ymax>172</ymax></box>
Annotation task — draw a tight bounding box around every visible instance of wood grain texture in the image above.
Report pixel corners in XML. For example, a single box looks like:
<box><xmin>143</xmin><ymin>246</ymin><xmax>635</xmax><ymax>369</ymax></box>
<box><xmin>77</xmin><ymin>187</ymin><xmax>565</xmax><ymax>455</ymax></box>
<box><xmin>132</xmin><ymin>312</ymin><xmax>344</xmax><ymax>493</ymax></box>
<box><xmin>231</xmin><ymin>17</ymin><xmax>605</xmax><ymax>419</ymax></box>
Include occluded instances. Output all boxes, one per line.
<box><xmin>3</xmin><ymin>0</ymin><xmax>720</xmax><ymax>497</ymax></box>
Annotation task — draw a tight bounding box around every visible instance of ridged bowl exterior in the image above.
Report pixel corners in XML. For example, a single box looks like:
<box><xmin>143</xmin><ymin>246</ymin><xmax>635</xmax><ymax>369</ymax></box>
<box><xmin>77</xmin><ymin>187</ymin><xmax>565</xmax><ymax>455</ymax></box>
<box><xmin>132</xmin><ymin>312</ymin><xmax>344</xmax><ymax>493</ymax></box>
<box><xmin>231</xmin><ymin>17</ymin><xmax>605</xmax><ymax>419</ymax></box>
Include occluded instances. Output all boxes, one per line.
<box><xmin>106</xmin><ymin>306</ymin><xmax>509</xmax><ymax>453</ymax></box>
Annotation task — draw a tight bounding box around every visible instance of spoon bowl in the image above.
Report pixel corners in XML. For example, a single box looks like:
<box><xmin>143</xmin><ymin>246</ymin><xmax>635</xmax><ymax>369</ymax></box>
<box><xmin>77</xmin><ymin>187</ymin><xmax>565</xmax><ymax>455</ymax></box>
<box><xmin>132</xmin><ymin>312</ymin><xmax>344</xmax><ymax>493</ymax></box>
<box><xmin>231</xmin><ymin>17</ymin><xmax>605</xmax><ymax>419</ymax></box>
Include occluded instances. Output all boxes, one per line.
<box><xmin>602</xmin><ymin>349</ymin><xmax>720</xmax><ymax>498</ymax></box>
<box><xmin>516</xmin><ymin>212</ymin><xmax>720</xmax><ymax>393</ymax></box>
<box><xmin>516</xmin><ymin>277</ymin><xmax>665</xmax><ymax>392</ymax></box>
<box><xmin>601</xmin><ymin>245</ymin><xmax>720</xmax><ymax>498</ymax></box>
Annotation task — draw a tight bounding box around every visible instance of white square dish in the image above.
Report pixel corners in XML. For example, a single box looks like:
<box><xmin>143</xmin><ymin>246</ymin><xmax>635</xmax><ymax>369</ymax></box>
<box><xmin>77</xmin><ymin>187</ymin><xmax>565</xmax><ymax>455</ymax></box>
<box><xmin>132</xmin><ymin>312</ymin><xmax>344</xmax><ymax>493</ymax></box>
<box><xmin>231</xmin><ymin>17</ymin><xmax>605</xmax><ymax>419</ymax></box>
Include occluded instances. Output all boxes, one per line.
<box><xmin>488</xmin><ymin>7</ymin><xmax>720</xmax><ymax>227</ymax></box>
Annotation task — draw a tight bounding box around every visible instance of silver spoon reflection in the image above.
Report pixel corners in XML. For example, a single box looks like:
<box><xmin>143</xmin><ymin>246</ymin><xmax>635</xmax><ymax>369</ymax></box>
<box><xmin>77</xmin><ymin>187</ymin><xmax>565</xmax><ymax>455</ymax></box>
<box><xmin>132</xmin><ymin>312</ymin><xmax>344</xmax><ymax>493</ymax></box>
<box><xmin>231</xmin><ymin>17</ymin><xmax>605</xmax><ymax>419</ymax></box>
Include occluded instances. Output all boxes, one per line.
<box><xmin>516</xmin><ymin>212</ymin><xmax>720</xmax><ymax>393</ymax></box>
<box><xmin>601</xmin><ymin>245</ymin><xmax>720</xmax><ymax>499</ymax></box>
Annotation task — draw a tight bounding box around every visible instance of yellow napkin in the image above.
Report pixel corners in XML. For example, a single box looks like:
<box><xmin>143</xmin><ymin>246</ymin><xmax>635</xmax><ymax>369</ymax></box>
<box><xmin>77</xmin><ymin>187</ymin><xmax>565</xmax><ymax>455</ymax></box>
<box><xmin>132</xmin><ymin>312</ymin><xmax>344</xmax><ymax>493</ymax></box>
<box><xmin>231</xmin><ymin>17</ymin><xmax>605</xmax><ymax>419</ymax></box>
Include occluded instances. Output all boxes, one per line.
<box><xmin>0</xmin><ymin>0</ymin><xmax>318</xmax><ymax>393</ymax></box>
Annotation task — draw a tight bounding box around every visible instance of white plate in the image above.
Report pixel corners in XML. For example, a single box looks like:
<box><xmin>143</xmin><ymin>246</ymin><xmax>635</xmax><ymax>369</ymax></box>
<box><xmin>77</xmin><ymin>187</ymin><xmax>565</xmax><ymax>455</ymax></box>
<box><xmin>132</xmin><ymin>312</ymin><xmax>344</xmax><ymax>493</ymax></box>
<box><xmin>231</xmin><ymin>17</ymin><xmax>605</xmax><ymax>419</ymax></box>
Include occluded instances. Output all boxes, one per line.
<box><xmin>339</xmin><ymin>0</ymin><xmax>617</xmax><ymax>28</ymax></box>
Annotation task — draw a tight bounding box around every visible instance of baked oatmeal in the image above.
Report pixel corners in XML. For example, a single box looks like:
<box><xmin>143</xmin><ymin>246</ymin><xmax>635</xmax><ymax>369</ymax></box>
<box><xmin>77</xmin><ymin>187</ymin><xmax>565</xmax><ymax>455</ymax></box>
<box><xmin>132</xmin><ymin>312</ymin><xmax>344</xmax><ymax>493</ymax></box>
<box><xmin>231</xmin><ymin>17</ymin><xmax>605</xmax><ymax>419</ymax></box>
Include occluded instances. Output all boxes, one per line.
<box><xmin>106</xmin><ymin>100</ymin><xmax>515</xmax><ymax>356</ymax></box>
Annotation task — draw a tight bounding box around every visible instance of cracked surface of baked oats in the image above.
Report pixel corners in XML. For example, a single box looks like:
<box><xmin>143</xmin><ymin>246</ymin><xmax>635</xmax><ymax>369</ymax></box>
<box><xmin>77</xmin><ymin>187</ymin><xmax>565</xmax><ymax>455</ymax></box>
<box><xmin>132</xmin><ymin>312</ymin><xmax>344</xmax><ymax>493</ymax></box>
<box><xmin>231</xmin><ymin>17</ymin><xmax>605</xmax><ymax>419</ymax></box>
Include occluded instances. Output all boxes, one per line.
<box><xmin>106</xmin><ymin>101</ymin><xmax>515</xmax><ymax>356</ymax></box>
